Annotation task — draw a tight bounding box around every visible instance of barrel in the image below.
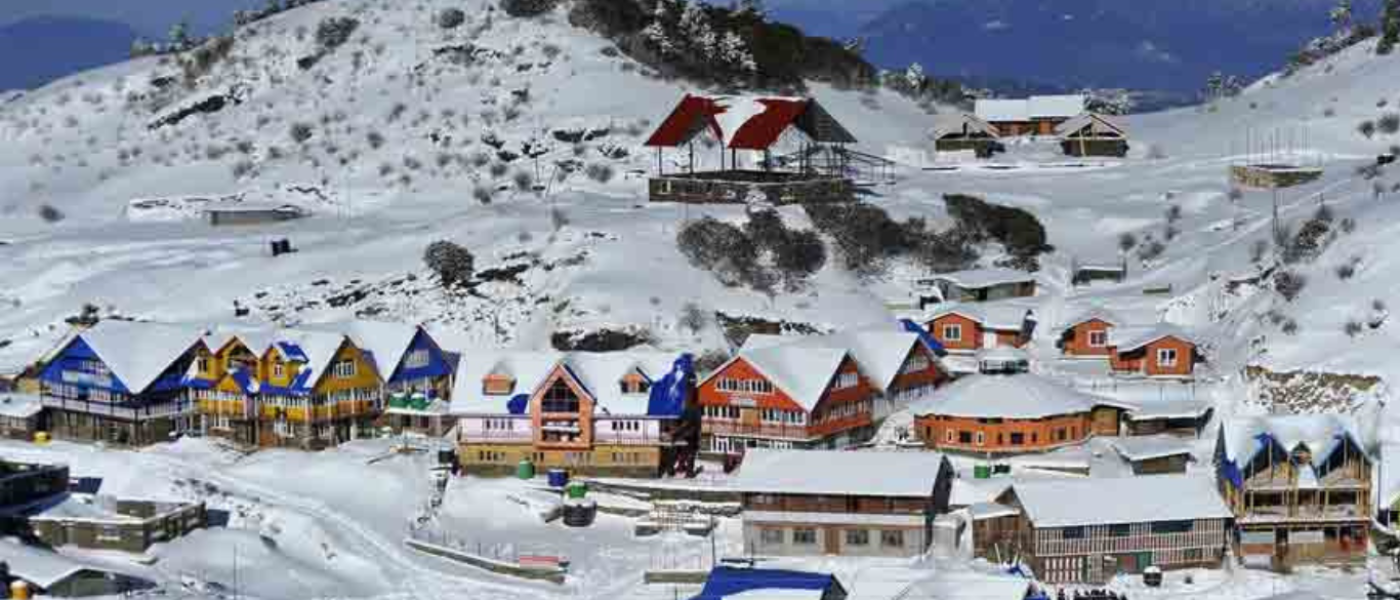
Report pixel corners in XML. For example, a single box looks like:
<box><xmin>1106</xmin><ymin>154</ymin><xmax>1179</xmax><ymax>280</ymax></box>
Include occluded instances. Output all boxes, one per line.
<box><xmin>547</xmin><ymin>469</ymin><xmax>569</xmax><ymax>488</ymax></box>
<box><xmin>516</xmin><ymin>459</ymin><xmax>536</xmax><ymax>480</ymax></box>
<box><xmin>562</xmin><ymin>498</ymin><xmax>597</xmax><ymax>527</ymax></box>
<box><xmin>565</xmin><ymin>480</ymin><xmax>588</xmax><ymax>499</ymax></box>
<box><xmin>973</xmin><ymin>464</ymin><xmax>991</xmax><ymax>479</ymax></box>
<box><xmin>11</xmin><ymin>580</ymin><xmax>30</xmax><ymax>600</ymax></box>
<box><xmin>33</xmin><ymin>432</ymin><xmax>49</xmax><ymax>445</ymax></box>
<box><xmin>437</xmin><ymin>449</ymin><xmax>456</xmax><ymax>466</ymax></box>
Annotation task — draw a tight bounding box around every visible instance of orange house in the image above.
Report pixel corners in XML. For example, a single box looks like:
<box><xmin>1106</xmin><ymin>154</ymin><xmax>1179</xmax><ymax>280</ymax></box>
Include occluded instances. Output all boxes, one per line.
<box><xmin>910</xmin><ymin>373</ymin><xmax>1132</xmax><ymax>455</ymax></box>
<box><xmin>698</xmin><ymin>344</ymin><xmax>876</xmax><ymax>455</ymax></box>
<box><xmin>1058</xmin><ymin>309</ymin><xmax>1121</xmax><ymax>358</ymax></box>
<box><xmin>924</xmin><ymin>305</ymin><xmax>1034</xmax><ymax>354</ymax></box>
<box><xmin>1108</xmin><ymin>326</ymin><xmax>1200</xmax><ymax>378</ymax></box>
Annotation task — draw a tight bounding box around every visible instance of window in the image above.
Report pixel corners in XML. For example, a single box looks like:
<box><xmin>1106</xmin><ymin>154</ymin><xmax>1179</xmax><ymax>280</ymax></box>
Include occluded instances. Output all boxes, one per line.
<box><xmin>197</xmin><ymin>356</ymin><xmax>211</xmax><ymax>373</ymax></box>
<box><xmin>97</xmin><ymin>526</ymin><xmax>122</xmax><ymax>542</ymax></box>
<box><xmin>620</xmin><ymin>376</ymin><xmax>651</xmax><ymax>395</ymax></box>
<box><xmin>1157</xmin><ymin>348</ymin><xmax>1179</xmax><ymax>367</ymax></box>
<box><xmin>541</xmin><ymin>379</ymin><xmax>581</xmax><ymax>414</ymax></box>
<box><xmin>945</xmin><ymin>429</ymin><xmax>955</xmax><ymax>443</ymax></box>
<box><xmin>484</xmin><ymin>375</ymin><xmax>515</xmax><ymax>396</ymax></box>
<box><xmin>793</xmin><ymin>528</ymin><xmax>817</xmax><ymax>545</ymax></box>
<box><xmin>1183</xmin><ymin>548</ymin><xmax>1203</xmax><ymax>561</ymax></box>
<box><xmin>760</xmin><ymin>528</ymin><xmax>784</xmax><ymax>545</ymax></box>
<box><xmin>1009</xmin><ymin>432</ymin><xmax>1025</xmax><ymax>445</ymax></box>
<box><xmin>717</xmin><ymin>378</ymin><xmax>774</xmax><ymax>395</ymax></box>
<box><xmin>333</xmin><ymin>359</ymin><xmax>356</xmax><ymax>379</ymax></box>
<box><xmin>881</xmin><ymin>530</ymin><xmax>905</xmax><ymax>548</ymax></box>
<box><xmin>845</xmin><ymin>529</ymin><xmax>870</xmax><ymax>546</ymax></box>
<box><xmin>835</xmin><ymin>372</ymin><xmax>859</xmax><ymax>390</ymax></box>
<box><xmin>1150</xmin><ymin>520</ymin><xmax>1193</xmax><ymax>534</ymax></box>
<box><xmin>405</xmin><ymin>349</ymin><xmax>431</xmax><ymax>369</ymax></box>
<box><xmin>1088</xmin><ymin>330</ymin><xmax>1108</xmax><ymax>347</ymax></box>
<box><xmin>902</xmin><ymin>354</ymin><xmax>931</xmax><ymax>374</ymax></box>
<box><xmin>273</xmin><ymin>362</ymin><xmax>285</xmax><ymax>379</ymax></box>
<box><xmin>1061</xmin><ymin>527</ymin><xmax>1085</xmax><ymax>540</ymax></box>
<box><xmin>958</xmin><ymin>431</ymin><xmax>972</xmax><ymax>444</ymax></box>
<box><xmin>1109</xmin><ymin>524</ymin><xmax>1131</xmax><ymax>537</ymax></box>
<box><xmin>942</xmin><ymin>324</ymin><xmax>963</xmax><ymax>342</ymax></box>
<box><xmin>975</xmin><ymin>431</ymin><xmax>985</xmax><ymax>446</ymax></box>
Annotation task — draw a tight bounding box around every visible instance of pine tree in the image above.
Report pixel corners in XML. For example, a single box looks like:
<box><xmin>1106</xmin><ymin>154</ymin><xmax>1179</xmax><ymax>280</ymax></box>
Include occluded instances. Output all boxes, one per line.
<box><xmin>168</xmin><ymin>20</ymin><xmax>191</xmax><ymax>51</ymax></box>
<box><xmin>1330</xmin><ymin>0</ymin><xmax>1353</xmax><ymax>30</ymax></box>
<box><xmin>129</xmin><ymin>38</ymin><xmax>151</xmax><ymax>58</ymax></box>
<box><xmin>904</xmin><ymin>63</ymin><xmax>927</xmax><ymax>95</ymax></box>
<box><xmin>642</xmin><ymin>0</ymin><xmax>678</xmax><ymax>57</ymax></box>
<box><xmin>1381</xmin><ymin>0</ymin><xmax>1400</xmax><ymax>55</ymax></box>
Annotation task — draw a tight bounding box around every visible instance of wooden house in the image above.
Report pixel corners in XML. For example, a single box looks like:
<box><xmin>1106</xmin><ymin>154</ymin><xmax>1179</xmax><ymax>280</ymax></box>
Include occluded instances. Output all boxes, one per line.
<box><xmin>1216</xmin><ymin>415</ymin><xmax>1371</xmax><ymax>570</ymax></box>
<box><xmin>930</xmin><ymin>112</ymin><xmax>1003</xmax><ymax>158</ymax></box>
<box><xmin>1057</xmin><ymin>307</ymin><xmax>1121</xmax><ymax>358</ymax></box>
<box><xmin>730</xmin><ymin>449</ymin><xmax>954</xmax><ymax>558</ymax></box>
<box><xmin>0</xmin><ymin>539</ymin><xmax>154</xmax><ymax>597</ymax></box>
<box><xmin>1108</xmin><ymin>325</ymin><xmax>1202</xmax><ymax>378</ymax></box>
<box><xmin>187</xmin><ymin>329</ymin><xmax>275</xmax><ymax>446</ymax></box>
<box><xmin>451</xmin><ymin>351</ymin><xmax>698</xmax><ymax>478</ymax></box>
<box><xmin>204</xmin><ymin>203</ymin><xmax>306</xmax><ymax>227</ymax></box>
<box><xmin>0</xmin><ymin>393</ymin><xmax>44</xmax><ymax>440</ymax></box>
<box><xmin>1125</xmin><ymin>400</ymin><xmax>1214</xmax><ymax>438</ymax></box>
<box><xmin>1057</xmin><ymin>113</ymin><xmax>1130</xmax><ymax>158</ymax></box>
<box><xmin>986</xmin><ymin>475</ymin><xmax>1232</xmax><ymax>584</ymax></box>
<box><xmin>928</xmin><ymin>269</ymin><xmax>1036</xmax><ymax>304</ymax></box>
<box><xmin>644</xmin><ymin>94</ymin><xmax>856</xmax><ymax>205</ymax></box>
<box><xmin>1110</xmin><ymin>435</ymin><xmax>1194</xmax><ymax>475</ymax></box>
<box><xmin>25</xmin><ymin>495</ymin><xmax>208</xmax><ymax>553</ymax></box>
<box><xmin>922</xmin><ymin>303</ymin><xmax>1036</xmax><ymax>354</ymax></box>
<box><xmin>974</xmin><ymin>95</ymin><xmax>1085</xmax><ymax>137</ymax></box>
<box><xmin>330</xmin><ymin>321</ymin><xmax>458</xmax><ymax>437</ymax></box>
<box><xmin>39</xmin><ymin>321</ymin><xmax>204</xmax><ymax>445</ymax></box>
<box><xmin>911</xmin><ymin>373</ymin><xmax>1134</xmax><ymax>455</ymax></box>
<box><xmin>697</xmin><ymin>329</ymin><xmax>943</xmax><ymax>456</ymax></box>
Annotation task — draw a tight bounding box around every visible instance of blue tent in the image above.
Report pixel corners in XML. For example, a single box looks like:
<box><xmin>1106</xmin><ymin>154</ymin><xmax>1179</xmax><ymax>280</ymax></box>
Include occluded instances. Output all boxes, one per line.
<box><xmin>900</xmin><ymin>318</ymin><xmax>947</xmax><ymax>357</ymax></box>
<box><xmin>647</xmin><ymin>353</ymin><xmax>694</xmax><ymax>418</ymax></box>
<box><xmin>690</xmin><ymin>567</ymin><xmax>842</xmax><ymax>600</ymax></box>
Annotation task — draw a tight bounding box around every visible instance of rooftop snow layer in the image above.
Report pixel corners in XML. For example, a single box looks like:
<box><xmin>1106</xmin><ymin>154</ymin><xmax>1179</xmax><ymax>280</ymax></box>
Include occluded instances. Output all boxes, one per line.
<box><xmin>741</xmin><ymin>328</ymin><xmax>932</xmax><ymax>393</ymax></box>
<box><xmin>1127</xmin><ymin>399</ymin><xmax>1212</xmax><ymax>421</ymax></box>
<box><xmin>76</xmin><ymin>320</ymin><xmax>202</xmax><ymax>393</ymax></box>
<box><xmin>1109</xmin><ymin>435</ymin><xmax>1193</xmax><ymax>462</ymax></box>
<box><xmin>1107</xmin><ymin>324</ymin><xmax>1197</xmax><ymax>352</ymax></box>
<box><xmin>449</xmin><ymin>350</ymin><xmax>685</xmax><ymax>417</ymax></box>
<box><xmin>1220</xmin><ymin>414</ymin><xmax>1365</xmax><ymax>473</ymax></box>
<box><xmin>0</xmin><ymin>393</ymin><xmax>42</xmax><ymax>419</ymax></box>
<box><xmin>923</xmin><ymin>302</ymin><xmax>1034</xmax><ymax>331</ymax></box>
<box><xmin>909</xmin><ymin>373</ymin><xmax>1123</xmax><ymax>420</ymax></box>
<box><xmin>1011</xmin><ymin>474</ymin><xmax>1231</xmax><ymax>528</ymax></box>
<box><xmin>306</xmin><ymin>320</ymin><xmax>421</xmax><ymax>382</ymax></box>
<box><xmin>729</xmin><ymin>449</ymin><xmax>948</xmax><ymax>498</ymax></box>
<box><xmin>1060</xmin><ymin>305</ymin><xmax>1123</xmax><ymax>330</ymax></box>
<box><xmin>733</xmin><ymin>345</ymin><xmax>850</xmax><ymax>411</ymax></box>
<box><xmin>932</xmin><ymin>269</ymin><xmax>1036</xmax><ymax>290</ymax></box>
<box><xmin>0</xmin><ymin>539</ymin><xmax>121</xmax><ymax>588</ymax></box>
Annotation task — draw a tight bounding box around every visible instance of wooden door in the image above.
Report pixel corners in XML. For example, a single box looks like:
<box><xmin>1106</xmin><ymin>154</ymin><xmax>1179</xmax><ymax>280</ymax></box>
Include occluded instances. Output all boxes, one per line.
<box><xmin>740</xmin><ymin>408</ymin><xmax>760</xmax><ymax>429</ymax></box>
<box><xmin>824</xmin><ymin>527</ymin><xmax>841</xmax><ymax>555</ymax></box>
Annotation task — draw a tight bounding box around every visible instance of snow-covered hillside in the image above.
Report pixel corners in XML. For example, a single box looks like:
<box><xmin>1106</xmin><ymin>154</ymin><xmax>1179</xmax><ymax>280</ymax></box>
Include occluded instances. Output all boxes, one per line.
<box><xmin>0</xmin><ymin>0</ymin><xmax>1397</xmax><ymax>403</ymax></box>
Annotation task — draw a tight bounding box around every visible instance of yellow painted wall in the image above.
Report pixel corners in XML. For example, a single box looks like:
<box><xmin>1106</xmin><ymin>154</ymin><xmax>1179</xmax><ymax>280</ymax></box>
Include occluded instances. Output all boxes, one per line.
<box><xmin>259</xmin><ymin>346</ymin><xmax>301</xmax><ymax>389</ymax></box>
<box><xmin>312</xmin><ymin>341</ymin><xmax>382</xmax><ymax>396</ymax></box>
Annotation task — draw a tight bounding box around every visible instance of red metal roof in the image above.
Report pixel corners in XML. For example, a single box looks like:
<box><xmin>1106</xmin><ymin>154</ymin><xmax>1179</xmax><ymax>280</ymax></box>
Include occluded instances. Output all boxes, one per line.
<box><xmin>644</xmin><ymin>94</ymin><xmax>852</xmax><ymax>151</ymax></box>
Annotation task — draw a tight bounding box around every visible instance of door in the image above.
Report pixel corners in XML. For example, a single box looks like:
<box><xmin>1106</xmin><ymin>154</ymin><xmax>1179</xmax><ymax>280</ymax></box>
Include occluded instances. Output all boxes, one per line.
<box><xmin>983</xmin><ymin>331</ymin><xmax>999</xmax><ymax>349</ymax></box>
<box><xmin>740</xmin><ymin>407</ymin><xmax>760</xmax><ymax>432</ymax></box>
<box><xmin>824</xmin><ymin>527</ymin><xmax>841</xmax><ymax>555</ymax></box>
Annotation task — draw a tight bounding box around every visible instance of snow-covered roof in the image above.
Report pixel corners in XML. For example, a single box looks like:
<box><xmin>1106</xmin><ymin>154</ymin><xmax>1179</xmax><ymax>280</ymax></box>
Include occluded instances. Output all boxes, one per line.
<box><xmin>1061</xmin><ymin>305</ymin><xmax>1122</xmax><ymax>330</ymax></box>
<box><xmin>1127</xmin><ymin>399</ymin><xmax>1212</xmax><ymax>421</ymax></box>
<box><xmin>896</xmin><ymin>570</ymin><xmax>1031</xmax><ymax>600</ymax></box>
<box><xmin>929</xmin><ymin>111</ymin><xmax>1000</xmax><ymax>139</ymax></box>
<box><xmin>923</xmin><ymin>303</ymin><xmax>1033</xmax><ymax>331</ymax></box>
<box><xmin>730</xmin><ymin>449</ymin><xmax>949</xmax><ymax>498</ymax></box>
<box><xmin>307</xmin><ymin>320</ymin><xmax>422</xmax><ymax>382</ymax></box>
<box><xmin>1110</xmin><ymin>435</ymin><xmax>1193</xmax><ymax>462</ymax></box>
<box><xmin>76</xmin><ymin>321</ymin><xmax>202</xmax><ymax>393</ymax></box>
<box><xmin>974</xmin><ymin>95</ymin><xmax>1085</xmax><ymax>122</ymax></box>
<box><xmin>910</xmin><ymin>373</ymin><xmax>1119</xmax><ymax>420</ymax></box>
<box><xmin>1220</xmin><ymin>414</ymin><xmax>1367</xmax><ymax>474</ymax></box>
<box><xmin>1056</xmin><ymin>112</ymin><xmax>1129</xmax><ymax>138</ymax></box>
<box><xmin>978</xmin><ymin>346</ymin><xmax>1030</xmax><ymax>363</ymax></box>
<box><xmin>741</xmin><ymin>329</ymin><xmax>932</xmax><ymax>393</ymax></box>
<box><xmin>1108</xmin><ymin>324</ymin><xmax>1197</xmax><ymax>352</ymax></box>
<box><xmin>0</xmin><ymin>540</ymin><xmax>108</xmax><ymax>589</ymax></box>
<box><xmin>449</xmin><ymin>350</ymin><xmax>686</xmax><ymax>417</ymax></box>
<box><xmin>274</xmin><ymin>329</ymin><xmax>353</xmax><ymax>389</ymax></box>
<box><xmin>1010</xmin><ymin>475</ymin><xmax>1232</xmax><ymax>528</ymax></box>
<box><xmin>966</xmin><ymin>502</ymin><xmax>1020</xmax><ymax>520</ymax></box>
<box><xmin>645</xmin><ymin>94</ymin><xmax>856</xmax><ymax>150</ymax></box>
<box><xmin>932</xmin><ymin>269</ymin><xmax>1035</xmax><ymax>290</ymax></box>
<box><xmin>733</xmin><ymin>344</ymin><xmax>850</xmax><ymax>411</ymax></box>
<box><xmin>0</xmin><ymin>393</ymin><xmax>42</xmax><ymax>419</ymax></box>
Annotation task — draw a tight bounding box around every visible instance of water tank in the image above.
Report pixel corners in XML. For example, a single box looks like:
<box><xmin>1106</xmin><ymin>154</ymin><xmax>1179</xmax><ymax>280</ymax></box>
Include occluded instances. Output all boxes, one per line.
<box><xmin>562</xmin><ymin>498</ymin><xmax>597</xmax><ymax>528</ymax></box>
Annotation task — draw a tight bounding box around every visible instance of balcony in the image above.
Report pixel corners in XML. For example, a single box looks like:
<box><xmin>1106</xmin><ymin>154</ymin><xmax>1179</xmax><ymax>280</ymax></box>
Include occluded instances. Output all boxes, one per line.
<box><xmin>703</xmin><ymin>421</ymin><xmax>812</xmax><ymax>442</ymax></box>
<box><xmin>42</xmin><ymin>396</ymin><xmax>189</xmax><ymax>420</ymax></box>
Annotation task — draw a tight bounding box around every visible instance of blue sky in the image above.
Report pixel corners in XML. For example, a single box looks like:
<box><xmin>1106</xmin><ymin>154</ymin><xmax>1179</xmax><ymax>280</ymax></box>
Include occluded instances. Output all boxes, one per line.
<box><xmin>0</xmin><ymin>0</ymin><xmax>264</xmax><ymax>35</ymax></box>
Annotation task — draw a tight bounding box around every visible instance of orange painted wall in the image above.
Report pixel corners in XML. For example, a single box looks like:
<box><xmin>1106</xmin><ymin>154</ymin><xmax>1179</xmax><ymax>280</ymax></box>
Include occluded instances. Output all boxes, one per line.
<box><xmin>888</xmin><ymin>344</ymin><xmax>947</xmax><ymax>393</ymax></box>
<box><xmin>807</xmin><ymin>356</ymin><xmax>875</xmax><ymax>438</ymax></box>
<box><xmin>698</xmin><ymin>357</ymin><xmax>807</xmax><ymax>412</ymax></box>
<box><xmin>914</xmin><ymin>412</ymin><xmax>1091</xmax><ymax>453</ymax></box>
<box><xmin>1063</xmin><ymin>320</ymin><xmax>1114</xmax><ymax>357</ymax></box>
<box><xmin>1111</xmin><ymin>336</ymin><xmax>1196</xmax><ymax>377</ymax></box>
<box><xmin>994</xmin><ymin>330</ymin><xmax>1027</xmax><ymax>348</ymax></box>
<box><xmin>926</xmin><ymin>314</ymin><xmax>984</xmax><ymax>352</ymax></box>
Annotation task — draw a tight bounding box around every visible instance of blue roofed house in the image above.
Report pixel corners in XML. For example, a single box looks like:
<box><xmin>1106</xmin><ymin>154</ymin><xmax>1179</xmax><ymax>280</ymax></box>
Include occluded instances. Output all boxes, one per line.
<box><xmin>39</xmin><ymin>321</ymin><xmax>205</xmax><ymax>445</ymax></box>
<box><xmin>328</xmin><ymin>321</ymin><xmax>457</xmax><ymax>437</ymax></box>
<box><xmin>691</xmin><ymin>566</ymin><xmax>846</xmax><ymax>600</ymax></box>
<box><xmin>450</xmin><ymin>351</ymin><xmax>698</xmax><ymax>477</ymax></box>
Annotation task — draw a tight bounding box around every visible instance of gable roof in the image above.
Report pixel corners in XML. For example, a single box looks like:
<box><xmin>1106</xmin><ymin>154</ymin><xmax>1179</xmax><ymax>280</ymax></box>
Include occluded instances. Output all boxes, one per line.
<box><xmin>728</xmin><ymin>344</ymin><xmax>851</xmax><ymax>411</ymax></box>
<box><xmin>72</xmin><ymin>321</ymin><xmax>202</xmax><ymax>393</ymax></box>
<box><xmin>742</xmin><ymin>329</ymin><xmax>935</xmax><ymax>394</ymax></box>
<box><xmin>933</xmin><ymin>268</ymin><xmax>1035</xmax><ymax>290</ymax></box>
<box><xmin>645</xmin><ymin>94</ymin><xmax>856</xmax><ymax>150</ymax></box>
<box><xmin>730</xmin><ymin>449</ymin><xmax>949</xmax><ymax>497</ymax></box>
<box><xmin>1061</xmin><ymin>306</ymin><xmax>1122</xmax><ymax>330</ymax></box>
<box><xmin>449</xmin><ymin>350</ymin><xmax>689</xmax><ymax>417</ymax></box>
<box><xmin>0</xmin><ymin>539</ymin><xmax>141</xmax><ymax>589</ymax></box>
<box><xmin>1108</xmin><ymin>324</ymin><xmax>1197</xmax><ymax>353</ymax></box>
<box><xmin>1056</xmin><ymin>112</ymin><xmax>1129</xmax><ymax>139</ymax></box>
<box><xmin>1009</xmin><ymin>474</ymin><xmax>1231</xmax><ymax>528</ymax></box>
<box><xmin>1110</xmin><ymin>435</ymin><xmax>1194</xmax><ymax>462</ymax></box>
<box><xmin>930</xmin><ymin>111</ymin><xmax>1000</xmax><ymax>139</ymax></box>
<box><xmin>1220</xmin><ymin>414</ymin><xmax>1367</xmax><ymax>475</ymax></box>
<box><xmin>450</xmin><ymin>350</ymin><xmax>562</xmax><ymax>415</ymax></box>
<box><xmin>307</xmin><ymin>320</ymin><xmax>422</xmax><ymax>382</ymax></box>
<box><xmin>910</xmin><ymin>373</ymin><xmax>1129</xmax><ymax>420</ymax></box>
<box><xmin>924</xmin><ymin>303</ymin><xmax>1034</xmax><ymax>331</ymax></box>
<box><xmin>273</xmin><ymin>329</ymin><xmax>356</xmax><ymax>392</ymax></box>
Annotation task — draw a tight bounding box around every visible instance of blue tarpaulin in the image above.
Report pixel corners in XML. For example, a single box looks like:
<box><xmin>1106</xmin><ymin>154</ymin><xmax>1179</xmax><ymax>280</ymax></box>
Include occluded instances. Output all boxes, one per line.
<box><xmin>690</xmin><ymin>567</ymin><xmax>839</xmax><ymax>600</ymax></box>
<box><xmin>507</xmin><ymin>393</ymin><xmax>529</xmax><ymax>415</ymax></box>
<box><xmin>900</xmin><ymin>318</ymin><xmax>947</xmax><ymax>357</ymax></box>
<box><xmin>647</xmin><ymin>354</ymin><xmax>694</xmax><ymax>418</ymax></box>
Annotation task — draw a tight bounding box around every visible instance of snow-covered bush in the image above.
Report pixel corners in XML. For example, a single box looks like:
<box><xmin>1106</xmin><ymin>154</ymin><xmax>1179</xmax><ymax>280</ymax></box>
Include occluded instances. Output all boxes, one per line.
<box><xmin>1118</xmin><ymin>232</ymin><xmax>1138</xmax><ymax>253</ymax></box>
<box><xmin>1379</xmin><ymin>113</ymin><xmax>1400</xmax><ymax>135</ymax></box>
<box><xmin>37</xmin><ymin>204</ymin><xmax>64</xmax><ymax>223</ymax></box>
<box><xmin>289</xmin><ymin>122</ymin><xmax>314</xmax><ymax>144</ymax></box>
<box><xmin>679</xmin><ymin>302</ymin><xmax>708</xmax><ymax>334</ymax></box>
<box><xmin>367</xmin><ymin>131</ymin><xmax>385</xmax><ymax>149</ymax></box>
<box><xmin>472</xmin><ymin>185</ymin><xmax>493</xmax><ymax>204</ymax></box>
<box><xmin>424</xmin><ymin>240</ymin><xmax>475</xmax><ymax>288</ymax></box>
<box><xmin>585</xmin><ymin>163</ymin><xmax>614</xmax><ymax>183</ymax></box>
<box><xmin>1345</xmin><ymin>320</ymin><xmax>1364</xmax><ymax>337</ymax></box>
<box><xmin>316</xmin><ymin>17</ymin><xmax>360</xmax><ymax>51</ymax></box>
<box><xmin>437</xmin><ymin>8</ymin><xmax>466</xmax><ymax>29</ymax></box>
<box><xmin>1275</xmin><ymin>269</ymin><xmax>1308</xmax><ymax>302</ymax></box>
<box><xmin>677</xmin><ymin>216</ymin><xmax>758</xmax><ymax>287</ymax></box>
<box><xmin>1360</xmin><ymin>120</ymin><xmax>1378</xmax><ymax>138</ymax></box>
<box><xmin>512</xmin><ymin>170</ymin><xmax>535</xmax><ymax>192</ymax></box>
<box><xmin>503</xmin><ymin>0</ymin><xmax>559</xmax><ymax>17</ymax></box>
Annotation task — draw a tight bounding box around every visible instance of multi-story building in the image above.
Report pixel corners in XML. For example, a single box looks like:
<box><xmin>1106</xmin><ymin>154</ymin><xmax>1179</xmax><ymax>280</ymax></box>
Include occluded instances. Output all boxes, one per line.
<box><xmin>39</xmin><ymin>321</ymin><xmax>204</xmax><ymax>445</ymax></box>
<box><xmin>451</xmin><ymin>351</ymin><xmax>698</xmax><ymax>477</ymax></box>
<box><xmin>922</xmin><ymin>304</ymin><xmax>1036</xmax><ymax>355</ymax></box>
<box><xmin>730</xmin><ymin>449</ymin><xmax>954</xmax><ymax>557</ymax></box>
<box><xmin>1216</xmin><ymin>415</ymin><xmax>1372</xmax><ymax>570</ymax></box>
<box><xmin>984</xmin><ymin>475</ymin><xmax>1233</xmax><ymax>584</ymax></box>
<box><xmin>698</xmin><ymin>330</ymin><xmax>945</xmax><ymax>456</ymax></box>
<box><xmin>325</xmin><ymin>321</ymin><xmax>458</xmax><ymax>436</ymax></box>
<box><xmin>911</xmin><ymin>373</ymin><xmax>1134</xmax><ymax>455</ymax></box>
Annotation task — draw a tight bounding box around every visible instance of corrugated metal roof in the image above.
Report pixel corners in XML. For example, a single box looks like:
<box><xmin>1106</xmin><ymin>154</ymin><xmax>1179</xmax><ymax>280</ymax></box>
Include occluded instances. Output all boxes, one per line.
<box><xmin>645</xmin><ymin>94</ymin><xmax>855</xmax><ymax>150</ymax></box>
